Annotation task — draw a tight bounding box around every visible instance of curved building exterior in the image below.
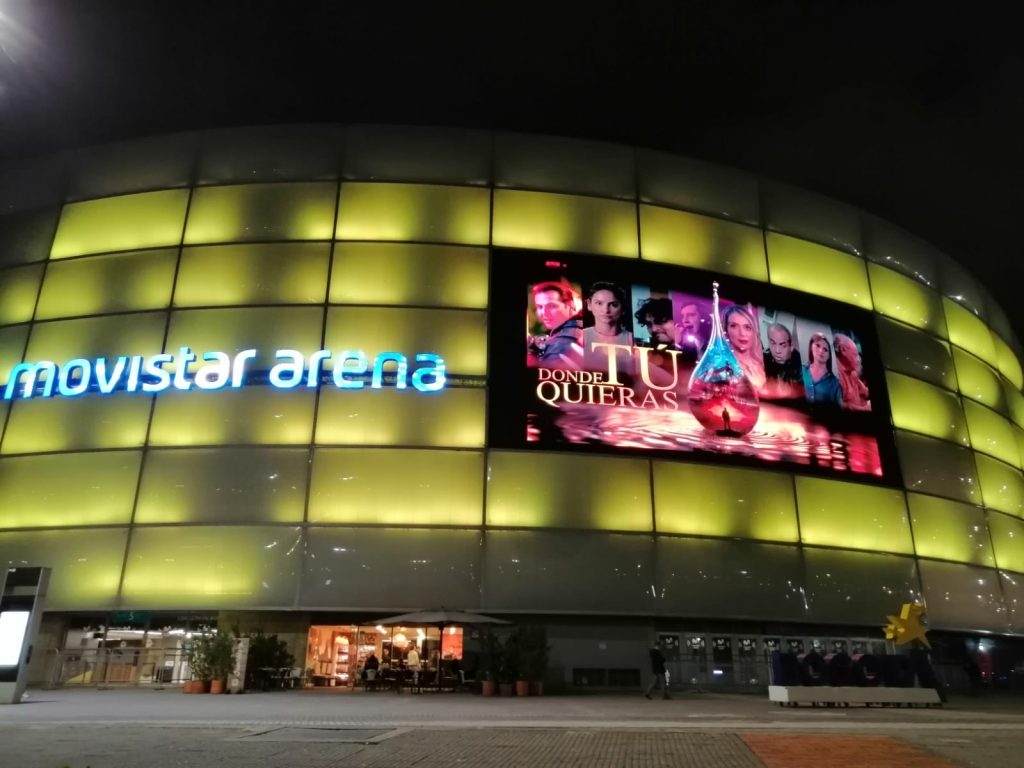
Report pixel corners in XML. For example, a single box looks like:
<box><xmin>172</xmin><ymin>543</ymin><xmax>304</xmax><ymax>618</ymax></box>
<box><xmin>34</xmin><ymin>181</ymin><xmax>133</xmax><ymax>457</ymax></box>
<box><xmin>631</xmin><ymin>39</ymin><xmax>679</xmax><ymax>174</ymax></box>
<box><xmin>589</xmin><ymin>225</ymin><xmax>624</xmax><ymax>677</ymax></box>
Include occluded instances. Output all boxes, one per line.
<box><xmin>1</xmin><ymin>125</ymin><xmax>1023</xmax><ymax>687</ymax></box>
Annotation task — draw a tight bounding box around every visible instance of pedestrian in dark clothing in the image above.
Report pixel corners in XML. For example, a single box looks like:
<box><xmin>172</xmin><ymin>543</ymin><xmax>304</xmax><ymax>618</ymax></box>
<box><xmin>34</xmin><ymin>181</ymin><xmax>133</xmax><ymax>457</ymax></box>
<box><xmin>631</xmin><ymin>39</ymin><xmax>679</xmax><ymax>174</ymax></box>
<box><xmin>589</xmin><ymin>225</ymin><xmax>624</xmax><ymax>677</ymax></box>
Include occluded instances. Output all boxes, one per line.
<box><xmin>644</xmin><ymin>642</ymin><xmax>671</xmax><ymax>699</ymax></box>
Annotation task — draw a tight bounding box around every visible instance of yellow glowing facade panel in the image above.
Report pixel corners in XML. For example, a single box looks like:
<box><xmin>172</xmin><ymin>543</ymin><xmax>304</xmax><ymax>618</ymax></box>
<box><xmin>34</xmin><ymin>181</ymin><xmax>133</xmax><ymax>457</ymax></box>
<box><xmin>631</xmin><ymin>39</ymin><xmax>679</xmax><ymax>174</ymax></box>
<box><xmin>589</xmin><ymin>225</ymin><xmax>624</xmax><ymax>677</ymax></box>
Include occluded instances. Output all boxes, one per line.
<box><xmin>0</xmin><ymin>264</ymin><xmax>43</xmax><ymax>325</ymax></box>
<box><xmin>135</xmin><ymin>448</ymin><xmax>309</xmax><ymax>524</ymax></box>
<box><xmin>309</xmin><ymin>448</ymin><xmax>484</xmax><ymax>526</ymax></box>
<box><xmin>638</xmin><ymin>206</ymin><xmax>767</xmax><ymax>280</ymax></box>
<box><xmin>975</xmin><ymin>453</ymin><xmax>1024</xmax><ymax>518</ymax></box>
<box><xmin>165</xmin><ymin>306</ymin><xmax>324</xmax><ymax>373</ymax></box>
<box><xmin>1</xmin><ymin>395</ymin><xmax>152</xmax><ymax>454</ymax></box>
<box><xmin>492</xmin><ymin>189</ymin><xmax>638</xmax><ymax>258</ymax></box>
<box><xmin>486</xmin><ymin>451</ymin><xmax>652</xmax><ymax>531</ymax></box>
<box><xmin>330</xmin><ymin>243</ymin><xmax>489</xmax><ymax>308</ymax></box>
<box><xmin>653</xmin><ymin>463</ymin><xmax>797</xmax><ymax>542</ymax></box>
<box><xmin>0</xmin><ymin>451</ymin><xmax>141</xmax><ymax>528</ymax></box>
<box><xmin>943</xmin><ymin>298</ymin><xmax>998</xmax><ymax>370</ymax></box>
<box><xmin>994</xmin><ymin>333</ymin><xmax>1024</xmax><ymax>390</ymax></box>
<box><xmin>765</xmin><ymin>233</ymin><xmax>872</xmax><ymax>309</ymax></box>
<box><xmin>36</xmin><ymin>249</ymin><xmax>177</xmax><ymax>319</ymax></box>
<box><xmin>120</xmin><ymin>525</ymin><xmax>302</xmax><ymax>608</ymax></box>
<box><xmin>0</xmin><ymin>325</ymin><xmax>27</xmax><ymax>385</ymax></box>
<box><xmin>336</xmin><ymin>182</ymin><xmax>489</xmax><ymax>245</ymax></box>
<box><xmin>26</xmin><ymin>312</ymin><xmax>167</xmax><ymax>365</ymax></box>
<box><xmin>963</xmin><ymin>399</ymin><xmax>1021</xmax><ymax>467</ymax></box>
<box><xmin>953</xmin><ymin>347</ymin><xmax>1007</xmax><ymax>413</ymax></box>
<box><xmin>0</xmin><ymin>528</ymin><xmax>128</xmax><ymax>609</ymax></box>
<box><xmin>174</xmin><ymin>243</ymin><xmax>330</xmax><ymax>306</ymax></box>
<box><xmin>795</xmin><ymin>477</ymin><xmax>913</xmax><ymax>554</ymax></box>
<box><xmin>51</xmin><ymin>190</ymin><xmax>189</xmax><ymax>258</ymax></box>
<box><xmin>988</xmin><ymin>512</ymin><xmax>1024</xmax><ymax>573</ymax></box>
<box><xmin>315</xmin><ymin>386</ymin><xmax>484</xmax><ymax>447</ymax></box>
<box><xmin>148</xmin><ymin>387</ymin><xmax>316</xmax><ymax>446</ymax></box>
<box><xmin>1005</xmin><ymin>382</ymin><xmax>1024</xmax><ymax>430</ymax></box>
<box><xmin>325</xmin><ymin>307</ymin><xmax>486</xmax><ymax>376</ymax></box>
<box><xmin>906</xmin><ymin>493</ymin><xmax>995</xmax><ymax>567</ymax></box>
<box><xmin>885</xmin><ymin>371</ymin><xmax>970</xmax><ymax>446</ymax></box>
<box><xmin>867</xmin><ymin>263</ymin><xmax>947</xmax><ymax>337</ymax></box>
<box><xmin>184</xmin><ymin>183</ymin><xmax>337</xmax><ymax>243</ymax></box>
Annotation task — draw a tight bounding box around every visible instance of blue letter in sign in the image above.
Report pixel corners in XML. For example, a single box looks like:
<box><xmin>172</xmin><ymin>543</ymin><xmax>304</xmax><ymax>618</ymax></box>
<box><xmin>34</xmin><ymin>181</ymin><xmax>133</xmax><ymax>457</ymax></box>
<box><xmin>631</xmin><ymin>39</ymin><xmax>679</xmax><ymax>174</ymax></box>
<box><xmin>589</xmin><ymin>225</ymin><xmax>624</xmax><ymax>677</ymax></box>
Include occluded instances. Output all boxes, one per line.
<box><xmin>411</xmin><ymin>353</ymin><xmax>446</xmax><ymax>392</ymax></box>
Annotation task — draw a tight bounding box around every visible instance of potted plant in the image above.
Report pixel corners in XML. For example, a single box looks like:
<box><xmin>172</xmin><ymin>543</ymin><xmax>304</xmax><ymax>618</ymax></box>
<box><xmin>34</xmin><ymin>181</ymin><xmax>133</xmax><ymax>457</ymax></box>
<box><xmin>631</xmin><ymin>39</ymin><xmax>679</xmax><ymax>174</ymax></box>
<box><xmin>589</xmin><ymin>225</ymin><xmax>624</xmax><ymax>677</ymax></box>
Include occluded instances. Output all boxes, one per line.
<box><xmin>184</xmin><ymin>631</ymin><xmax>213</xmax><ymax>693</ymax></box>
<box><xmin>480</xmin><ymin>630</ymin><xmax>502</xmax><ymax>697</ymax></box>
<box><xmin>500</xmin><ymin>631</ymin><xmax>519</xmax><ymax>697</ymax></box>
<box><xmin>206</xmin><ymin>631</ymin><xmax>237</xmax><ymax>694</ymax></box>
<box><xmin>507</xmin><ymin>628</ymin><xmax>530</xmax><ymax>696</ymax></box>
<box><xmin>522</xmin><ymin>625</ymin><xmax>549</xmax><ymax>696</ymax></box>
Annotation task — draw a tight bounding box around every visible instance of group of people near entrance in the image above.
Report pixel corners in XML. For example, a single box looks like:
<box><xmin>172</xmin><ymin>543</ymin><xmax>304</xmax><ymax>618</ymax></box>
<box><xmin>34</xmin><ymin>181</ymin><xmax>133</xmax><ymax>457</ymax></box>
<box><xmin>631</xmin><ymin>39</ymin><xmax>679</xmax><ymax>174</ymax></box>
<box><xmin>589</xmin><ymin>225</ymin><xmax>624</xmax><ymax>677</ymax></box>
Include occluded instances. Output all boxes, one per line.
<box><xmin>526</xmin><ymin>278</ymin><xmax>871</xmax><ymax>412</ymax></box>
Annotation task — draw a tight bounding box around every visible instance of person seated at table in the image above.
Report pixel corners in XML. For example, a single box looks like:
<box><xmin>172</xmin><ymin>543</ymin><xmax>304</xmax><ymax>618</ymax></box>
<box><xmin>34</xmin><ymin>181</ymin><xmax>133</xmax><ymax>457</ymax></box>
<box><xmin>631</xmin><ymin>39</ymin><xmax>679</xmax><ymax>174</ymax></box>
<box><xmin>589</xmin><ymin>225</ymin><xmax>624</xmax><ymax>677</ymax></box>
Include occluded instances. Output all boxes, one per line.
<box><xmin>362</xmin><ymin>651</ymin><xmax>379</xmax><ymax>682</ymax></box>
<box><xmin>450</xmin><ymin>657</ymin><xmax>464</xmax><ymax>685</ymax></box>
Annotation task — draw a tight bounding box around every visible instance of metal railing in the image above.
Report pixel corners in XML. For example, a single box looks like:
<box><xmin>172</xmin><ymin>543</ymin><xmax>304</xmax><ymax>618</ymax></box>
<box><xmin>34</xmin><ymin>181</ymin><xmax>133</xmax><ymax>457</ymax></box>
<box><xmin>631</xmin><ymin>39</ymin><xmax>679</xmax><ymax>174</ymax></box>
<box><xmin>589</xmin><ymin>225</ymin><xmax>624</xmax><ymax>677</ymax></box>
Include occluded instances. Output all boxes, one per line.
<box><xmin>45</xmin><ymin>648</ymin><xmax>191</xmax><ymax>688</ymax></box>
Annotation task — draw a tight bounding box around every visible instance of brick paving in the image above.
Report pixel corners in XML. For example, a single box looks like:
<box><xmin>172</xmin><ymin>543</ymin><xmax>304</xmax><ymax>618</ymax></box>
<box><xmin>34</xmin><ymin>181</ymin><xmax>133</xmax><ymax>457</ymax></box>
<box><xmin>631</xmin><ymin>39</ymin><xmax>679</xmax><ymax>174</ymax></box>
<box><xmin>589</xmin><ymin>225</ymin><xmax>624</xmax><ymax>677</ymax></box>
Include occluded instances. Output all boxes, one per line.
<box><xmin>741</xmin><ymin>733</ymin><xmax>961</xmax><ymax>768</ymax></box>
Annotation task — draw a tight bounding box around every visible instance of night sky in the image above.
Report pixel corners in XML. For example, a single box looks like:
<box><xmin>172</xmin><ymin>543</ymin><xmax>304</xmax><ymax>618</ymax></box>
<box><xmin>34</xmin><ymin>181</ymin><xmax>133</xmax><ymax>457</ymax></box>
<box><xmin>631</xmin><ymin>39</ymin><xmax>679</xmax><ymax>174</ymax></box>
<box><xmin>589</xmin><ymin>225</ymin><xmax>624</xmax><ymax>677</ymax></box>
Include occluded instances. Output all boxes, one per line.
<box><xmin>2</xmin><ymin>2</ymin><xmax>1021</xmax><ymax>334</ymax></box>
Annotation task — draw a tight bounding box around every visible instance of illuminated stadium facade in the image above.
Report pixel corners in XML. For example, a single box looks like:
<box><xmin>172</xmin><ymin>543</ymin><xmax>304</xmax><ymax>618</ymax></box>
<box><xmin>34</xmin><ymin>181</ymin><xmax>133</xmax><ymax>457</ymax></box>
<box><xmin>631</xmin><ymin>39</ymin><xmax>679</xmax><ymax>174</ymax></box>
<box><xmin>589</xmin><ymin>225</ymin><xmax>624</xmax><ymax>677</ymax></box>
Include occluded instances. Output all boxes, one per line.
<box><xmin>1</xmin><ymin>125</ymin><xmax>1023</xmax><ymax>689</ymax></box>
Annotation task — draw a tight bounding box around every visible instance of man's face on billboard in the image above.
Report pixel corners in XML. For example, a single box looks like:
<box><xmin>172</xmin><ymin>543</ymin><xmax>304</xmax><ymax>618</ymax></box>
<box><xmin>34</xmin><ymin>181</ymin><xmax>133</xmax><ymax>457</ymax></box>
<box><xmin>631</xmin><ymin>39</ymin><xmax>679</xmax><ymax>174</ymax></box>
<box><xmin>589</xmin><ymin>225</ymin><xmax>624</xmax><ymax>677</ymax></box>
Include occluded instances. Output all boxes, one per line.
<box><xmin>534</xmin><ymin>289</ymin><xmax>574</xmax><ymax>331</ymax></box>
<box><xmin>768</xmin><ymin>327</ymin><xmax>794</xmax><ymax>364</ymax></box>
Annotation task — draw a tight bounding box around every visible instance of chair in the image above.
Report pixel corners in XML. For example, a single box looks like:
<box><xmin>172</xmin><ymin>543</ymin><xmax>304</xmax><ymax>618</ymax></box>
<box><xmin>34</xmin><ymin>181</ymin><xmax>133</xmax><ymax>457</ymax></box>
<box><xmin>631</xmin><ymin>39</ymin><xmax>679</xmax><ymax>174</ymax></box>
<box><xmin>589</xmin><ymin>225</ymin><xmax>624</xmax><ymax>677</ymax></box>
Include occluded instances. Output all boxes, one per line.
<box><xmin>365</xmin><ymin>668</ymin><xmax>379</xmax><ymax>692</ymax></box>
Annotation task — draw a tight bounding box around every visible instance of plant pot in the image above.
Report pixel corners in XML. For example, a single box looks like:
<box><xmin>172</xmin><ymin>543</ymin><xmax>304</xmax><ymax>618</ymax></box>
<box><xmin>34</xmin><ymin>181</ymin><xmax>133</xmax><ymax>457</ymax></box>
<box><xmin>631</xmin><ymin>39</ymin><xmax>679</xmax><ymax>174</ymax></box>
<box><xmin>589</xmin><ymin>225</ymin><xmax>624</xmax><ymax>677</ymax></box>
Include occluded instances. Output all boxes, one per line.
<box><xmin>481</xmin><ymin>680</ymin><xmax>496</xmax><ymax>697</ymax></box>
<box><xmin>514</xmin><ymin>679</ymin><xmax>530</xmax><ymax>697</ymax></box>
<box><xmin>210</xmin><ymin>679</ymin><xmax>226</xmax><ymax>694</ymax></box>
<box><xmin>198</xmin><ymin>680</ymin><xmax>211</xmax><ymax>693</ymax></box>
<box><xmin>498</xmin><ymin>682</ymin><xmax>513</xmax><ymax>697</ymax></box>
<box><xmin>530</xmin><ymin>680</ymin><xmax>544</xmax><ymax>696</ymax></box>
<box><xmin>182</xmin><ymin>680</ymin><xmax>198</xmax><ymax>694</ymax></box>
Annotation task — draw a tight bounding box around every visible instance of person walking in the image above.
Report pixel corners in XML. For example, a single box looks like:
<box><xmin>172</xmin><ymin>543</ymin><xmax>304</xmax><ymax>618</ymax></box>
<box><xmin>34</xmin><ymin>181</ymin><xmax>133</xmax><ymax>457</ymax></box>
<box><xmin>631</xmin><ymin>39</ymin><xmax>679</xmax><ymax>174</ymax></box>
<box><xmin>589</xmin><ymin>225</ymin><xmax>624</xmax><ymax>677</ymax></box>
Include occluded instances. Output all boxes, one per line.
<box><xmin>644</xmin><ymin>641</ymin><xmax>671</xmax><ymax>700</ymax></box>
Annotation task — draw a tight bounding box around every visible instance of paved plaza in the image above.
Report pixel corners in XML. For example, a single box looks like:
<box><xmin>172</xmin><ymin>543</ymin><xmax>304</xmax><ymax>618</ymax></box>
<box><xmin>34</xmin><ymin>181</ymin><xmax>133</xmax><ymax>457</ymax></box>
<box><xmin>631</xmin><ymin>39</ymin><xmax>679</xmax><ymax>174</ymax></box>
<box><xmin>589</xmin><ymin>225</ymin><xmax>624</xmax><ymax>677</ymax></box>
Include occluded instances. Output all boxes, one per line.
<box><xmin>1</xmin><ymin>687</ymin><xmax>1022</xmax><ymax>767</ymax></box>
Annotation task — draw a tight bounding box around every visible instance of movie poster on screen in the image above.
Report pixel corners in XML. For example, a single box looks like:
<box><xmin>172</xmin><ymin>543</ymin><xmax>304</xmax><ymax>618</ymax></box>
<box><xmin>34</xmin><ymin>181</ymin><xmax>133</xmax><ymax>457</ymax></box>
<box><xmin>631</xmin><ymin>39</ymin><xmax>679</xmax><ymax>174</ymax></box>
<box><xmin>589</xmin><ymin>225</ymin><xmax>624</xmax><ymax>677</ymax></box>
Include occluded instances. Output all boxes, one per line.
<box><xmin>488</xmin><ymin>249</ymin><xmax>900</xmax><ymax>483</ymax></box>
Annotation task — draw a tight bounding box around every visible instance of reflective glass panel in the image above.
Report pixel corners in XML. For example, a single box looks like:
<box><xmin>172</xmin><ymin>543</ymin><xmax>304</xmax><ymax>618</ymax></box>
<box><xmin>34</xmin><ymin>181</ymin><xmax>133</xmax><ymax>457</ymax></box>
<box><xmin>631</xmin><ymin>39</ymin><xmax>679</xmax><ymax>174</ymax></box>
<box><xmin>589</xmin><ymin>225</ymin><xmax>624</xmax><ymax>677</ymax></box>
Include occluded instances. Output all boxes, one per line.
<box><xmin>896</xmin><ymin>430</ymin><xmax>980</xmax><ymax>504</ymax></box>
<box><xmin>988</xmin><ymin>512</ymin><xmax>1024</xmax><ymax>574</ymax></box>
<box><xmin>0</xmin><ymin>451</ymin><xmax>141</xmax><ymax>528</ymax></box>
<box><xmin>344</xmin><ymin>125</ymin><xmax>490</xmax><ymax>184</ymax></box>
<box><xmin>336</xmin><ymin>183</ymin><xmax>489</xmax><ymax>245</ymax></box>
<box><xmin>918</xmin><ymin>560</ymin><xmax>1009</xmax><ymax>633</ymax></box>
<box><xmin>315</xmin><ymin>386</ymin><xmax>484</xmax><ymax>448</ymax></box>
<box><xmin>486</xmin><ymin>451</ymin><xmax>651</xmax><ymax>531</ymax></box>
<box><xmin>2</xmin><ymin>395</ymin><xmax>152</xmax><ymax>454</ymax></box>
<box><xmin>1004</xmin><ymin>382</ymin><xmax>1024</xmax><ymax>430</ymax></box>
<box><xmin>876</xmin><ymin>317</ymin><xmax>956</xmax><ymax>390</ymax></box>
<box><xmin>148</xmin><ymin>387</ymin><xmax>316</xmax><ymax>446</ymax></box>
<box><xmin>0</xmin><ymin>325</ymin><xmax>28</xmax><ymax>386</ymax></box>
<box><xmin>975</xmin><ymin>453</ymin><xmax>1024</xmax><ymax>518</ymax></box>
<box><xmin>862</xmin><ymin>213</ymin><xmax>940</xmax><ymax>288</ymax></box>
<box><xmin>184</xmin><ymin>183</ymin><xmax>337</xmax><ymax>244</ymax></box>
<box><xmin>0</xmin><ymin>263</ymin><xmax>42</xmax><ymax>325</ymax></box>
<box><xmin>492</xmin><ymin>190</ymin><xmax>638</xmax><ymax>258</ymax></box>
<box><xmin>762</xmin><ymin>180</ymin><xmax>862</xmax><ymax>255</ymax></box>
<box><xmin>802</xmin><ymin>548</ymin><xmax>921</xmax><ymax>625</ymax></box>
<box><xmin>36</xmin><ymin>249</ymin><xmax>177</xmax><ymax>319</ymax></box>
<box><xmin>121</xmin><ymin>525</ymin><xmax>302</xmax><ymax>608</ymax></box>
<box><xmin>994</xmin><ymin>334</ymin><xmax>1024</xmax><ymax>391</ymax></box>
<box><xmin>795</xmin><ymin>477</ymin><xmax>913</xmax><ymax>554</ymax></box>
<box><xmin>653</xmin><ymin>463</ymin><xmax>797</xmax><ymax>542</ymax></box>
<box><xmin>165</xmin><ymin>306</ymin><xmax>324</xmax><ymax>373</ymax></box>
<box><xmin>943</xmin><ymin>298</ymin><xmax>998</xmax><ymax>370</ymax></box>
<box><xmin>963</xmin><ymin>400</ymin><xmax>1020</xmax><ymax>467</ymax></box>
<box><xmin>0</xmin><ymin>208</ymin><xmax>59</xmax><ymax>268</ymax></box>
<box><xmin>635</xmin><ymin>149</ymin><xmax>760</xmax><ymax>225</ymax></box>
<box><xmin>765</xmin><ymin>233</ymin><xmax>871</xmax><ymax>309</ymax></box>
<box><xmin>0</xmin><ymin>154</ymin><xmax>67</xmax><ymax>213</ymax></box>
<box><xmin>0</xmin><ymin>528</ymin><xmax>128</xmax><ymax>610</ymax></box>
<box><xmin>325</xmin><ymin>307</ymin><xmax>486</xmax><ymax>376</ymax></box>
<box><xmin>885</xmin><ymin>372</ymin><xmax>970</xmax><ymax>445</ymax></box>
<box><xmin>26</xmin><ymin>312</ymin><xmax>167</xmax><ymax>364</ymax></box>
<box><xmin>309</xmin><ymin>448</ymin><xmax>483</xmax><ymax>526</ymax></box>
<box><xmin>1003</xmin><ymin>571</ymin><xmax>1024</xmax><ymax>634</ymax></box>
<box><xmin>953</xmin><ymin>347</ymin><xmax>1005</xmax><ymax>413</ymax></box>
<box><xmin>937</xmin><ymin>253</ymin><xmax>987</xmax><ymax>321</ymax></box>
<box><xmin>135</xmin><ymin>448</ymin><xmax>309</xmax><ymax>524</ymax></box>
<box><xmin>330</xmin><ymin>243</ymin><xmax>488</xmax><ymax>309</ymax></box>
<box><xmin>68</xmin><ymin>132</ymin><xmax>198</xmax><ymax>200</ymax></box>
<box><xmin>656</xmin><ymin>538</ymin><xmax>807</xmax><ymax>621</ymax></box>
<box><xmin>867</xmin><ymin>263</ymin><xmax>947</xmax><ymax>337</ymax></box>
<box><xmin>639</xmin><ymin>206</ymin><xmax>767</xmax><ymax>280</ymax></box>
<box><xmin>486</xmin><ymin>530</ymin><xmax>655</xmax><ymax>613</ymax></box>
<box><xmin>174</xmin><ymin>243</ymin><xmax>329</xmax><ymax>306</ymax></box>
<box><xmin>494</xmin><ymin>133</ymin><xmax>634</xmax><ymax>199</ymax></box>
<box><xmin>197</xmin><ymin>124</ymin><xmax>345</xmax><ymax>183</ymax></box>
<box><xmin>302</xmin><ymin>527</ymin><xmax>482</xmax><ymax>609</ymax></box>
<box><xmin>906</xmin><ymin>493</ymin><xmax>994</xmax><ymax>566</ymax></box>
<box><xmin>51</xmin><ymin>190</ymin><xmax>189</xmax><ymax>259</ymax></box>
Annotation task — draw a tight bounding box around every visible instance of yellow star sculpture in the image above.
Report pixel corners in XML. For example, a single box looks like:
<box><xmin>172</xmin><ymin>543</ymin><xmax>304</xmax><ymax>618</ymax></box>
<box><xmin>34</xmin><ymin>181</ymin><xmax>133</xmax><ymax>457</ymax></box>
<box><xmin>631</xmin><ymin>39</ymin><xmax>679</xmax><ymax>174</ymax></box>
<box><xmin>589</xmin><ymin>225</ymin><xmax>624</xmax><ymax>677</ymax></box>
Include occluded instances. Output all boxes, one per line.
<box><xmin>883</xmin><ymin>602</ymin><xmax>930</xmax><ymax>648</ymax></box>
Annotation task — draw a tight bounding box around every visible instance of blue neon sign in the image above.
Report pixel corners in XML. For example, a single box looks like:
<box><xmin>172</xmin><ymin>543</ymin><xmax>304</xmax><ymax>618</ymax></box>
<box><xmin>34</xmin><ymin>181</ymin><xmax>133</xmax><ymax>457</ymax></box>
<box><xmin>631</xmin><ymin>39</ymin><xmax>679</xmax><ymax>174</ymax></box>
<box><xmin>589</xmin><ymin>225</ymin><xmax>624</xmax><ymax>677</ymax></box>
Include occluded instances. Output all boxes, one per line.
<box><xmin>2</xmin><ymin>347</ymin><xmax>447</xmax><ymax>400</ymax></box>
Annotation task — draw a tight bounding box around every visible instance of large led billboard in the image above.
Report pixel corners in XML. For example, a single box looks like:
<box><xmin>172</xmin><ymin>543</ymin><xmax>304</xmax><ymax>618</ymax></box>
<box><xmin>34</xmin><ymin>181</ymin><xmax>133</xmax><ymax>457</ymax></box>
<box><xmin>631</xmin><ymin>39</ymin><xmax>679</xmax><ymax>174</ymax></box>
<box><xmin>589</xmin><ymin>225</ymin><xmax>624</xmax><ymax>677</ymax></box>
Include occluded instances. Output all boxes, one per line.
<box><xmin>489</xmin><ymin>249</ymin><xmax>900</xmax><ymax>483</ymax></box>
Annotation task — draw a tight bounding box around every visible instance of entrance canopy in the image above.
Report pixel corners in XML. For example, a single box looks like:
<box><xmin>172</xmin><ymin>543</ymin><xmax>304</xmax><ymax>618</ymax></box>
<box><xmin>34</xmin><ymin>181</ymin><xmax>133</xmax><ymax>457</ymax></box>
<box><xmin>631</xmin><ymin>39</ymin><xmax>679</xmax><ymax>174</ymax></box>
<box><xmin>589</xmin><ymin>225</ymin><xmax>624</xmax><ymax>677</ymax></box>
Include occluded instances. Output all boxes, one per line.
<box><xmin>369</xmin><ymin>609</ymin><xmax>511</xmax><ymax>628</ymax></box>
